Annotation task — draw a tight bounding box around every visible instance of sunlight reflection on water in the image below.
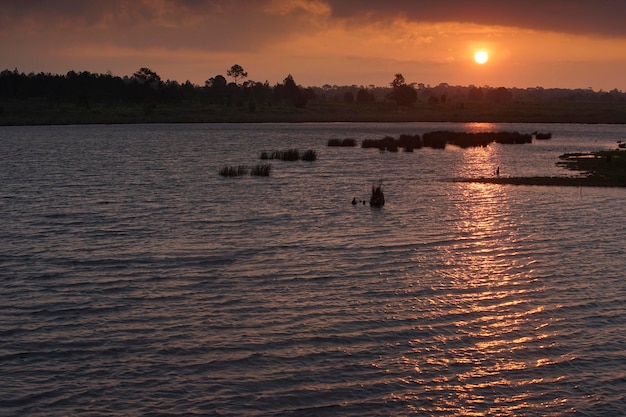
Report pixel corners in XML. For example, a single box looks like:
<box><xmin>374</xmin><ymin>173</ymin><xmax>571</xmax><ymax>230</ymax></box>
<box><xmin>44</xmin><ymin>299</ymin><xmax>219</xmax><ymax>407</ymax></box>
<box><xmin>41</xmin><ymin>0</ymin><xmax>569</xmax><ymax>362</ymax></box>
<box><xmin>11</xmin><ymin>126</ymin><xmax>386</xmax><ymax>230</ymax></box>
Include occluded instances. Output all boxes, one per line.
<box><xmin>390</xmin><ymin>181</ymin><xmax>570</xmax><ymax>415</ymax></box>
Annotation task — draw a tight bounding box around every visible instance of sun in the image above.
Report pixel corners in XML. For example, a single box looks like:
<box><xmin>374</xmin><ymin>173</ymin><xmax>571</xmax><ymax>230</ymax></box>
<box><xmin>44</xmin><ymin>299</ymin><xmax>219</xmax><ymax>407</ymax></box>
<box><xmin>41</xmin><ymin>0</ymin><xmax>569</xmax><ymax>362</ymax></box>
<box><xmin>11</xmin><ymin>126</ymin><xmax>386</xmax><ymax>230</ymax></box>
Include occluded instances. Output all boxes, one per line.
<box><xmin>474</xmin><ymin>50</ymin><xmax>489</xmax><ymax>64</ymax></box>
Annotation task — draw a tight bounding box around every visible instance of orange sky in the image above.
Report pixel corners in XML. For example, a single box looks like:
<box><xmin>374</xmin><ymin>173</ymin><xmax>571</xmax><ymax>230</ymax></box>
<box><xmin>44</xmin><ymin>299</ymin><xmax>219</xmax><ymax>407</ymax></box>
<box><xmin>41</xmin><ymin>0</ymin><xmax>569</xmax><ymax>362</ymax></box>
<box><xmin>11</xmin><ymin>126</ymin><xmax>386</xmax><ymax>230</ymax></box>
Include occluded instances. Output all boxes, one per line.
<box><xmin>3</xmin><ymin>0</ymin><xmax>626</xmax><ymax>90</ymax></box>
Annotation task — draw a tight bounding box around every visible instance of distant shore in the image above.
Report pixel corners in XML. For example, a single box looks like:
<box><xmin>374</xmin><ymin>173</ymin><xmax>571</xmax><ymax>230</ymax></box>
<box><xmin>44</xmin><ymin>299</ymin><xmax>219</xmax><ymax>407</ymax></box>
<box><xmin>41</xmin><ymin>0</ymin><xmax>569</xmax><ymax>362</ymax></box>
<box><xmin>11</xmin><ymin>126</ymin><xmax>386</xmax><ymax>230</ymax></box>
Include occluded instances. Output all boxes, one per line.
<box><xmin>3</xmin><ymin>98</ymin><xmax>626</xmax><ymax>126</ymax></box>
<box><xmin>456</xmin><ymin>176</ymin><xmax>626</xmax><ymax>187</ymax></box>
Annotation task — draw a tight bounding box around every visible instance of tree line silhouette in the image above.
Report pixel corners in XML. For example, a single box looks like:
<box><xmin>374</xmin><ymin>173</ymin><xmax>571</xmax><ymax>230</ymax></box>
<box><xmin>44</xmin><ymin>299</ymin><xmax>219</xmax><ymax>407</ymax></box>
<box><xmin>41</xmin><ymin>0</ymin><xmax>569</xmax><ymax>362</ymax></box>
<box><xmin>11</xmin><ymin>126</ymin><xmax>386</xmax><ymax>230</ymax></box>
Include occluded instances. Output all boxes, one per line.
<box><xmin>0</xmin><ymin>65</ymin><xmax>314</xmax><ymax>111</ymax></box>
<box><xmin>1</xmin><ymin>64</ymin><xmax>625</xmax><ymax>114</ymax></box>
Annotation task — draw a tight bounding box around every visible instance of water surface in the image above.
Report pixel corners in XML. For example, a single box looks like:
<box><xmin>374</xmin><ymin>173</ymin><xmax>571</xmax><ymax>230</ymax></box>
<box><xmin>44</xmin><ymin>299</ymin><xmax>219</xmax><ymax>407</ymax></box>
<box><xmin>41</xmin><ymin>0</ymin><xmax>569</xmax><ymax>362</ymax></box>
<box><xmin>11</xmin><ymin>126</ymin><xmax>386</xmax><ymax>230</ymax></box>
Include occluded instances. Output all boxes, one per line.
<box><xmin>2</xmin><ymin>122</ymin><xmax>625</xmax><ymax>416</ymax></box>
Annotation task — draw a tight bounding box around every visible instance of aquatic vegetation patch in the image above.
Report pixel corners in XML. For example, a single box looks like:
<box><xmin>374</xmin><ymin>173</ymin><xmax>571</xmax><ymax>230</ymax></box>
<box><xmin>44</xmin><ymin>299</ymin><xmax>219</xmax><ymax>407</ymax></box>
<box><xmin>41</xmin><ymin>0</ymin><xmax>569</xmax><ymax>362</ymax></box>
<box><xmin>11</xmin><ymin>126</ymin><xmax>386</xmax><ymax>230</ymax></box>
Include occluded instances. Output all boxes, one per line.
<box><xmin>260</xmin><ymin>149</ymin><xmax>318</xmax><ymax>161</ymax></box>
<box><xmin>219</xmin><ymin>165</ymin><xmax>250</xmax><ymax>177</ymax></box>
<box><xmin>219</xmin><ymin>163</ymin><xmax>273</xmax><ymax>177</ymax></box>
<box><xmin>534</xmin><ymin>132</ymin><xmax>552</xmax><ymax>139</ymax></box>
<box><xmin>327</xmin><ymin>138</ymin><xmax>357</xmax><ymax>147</ymax></box>
<box><xmin>250</xmin><ymin>163</ymin><xmax>272</xmax><ymax>176</ymax></box>
<box><xmin>300</xmin><ymin>150</ymin><xmax>318</xmax><ymax>161</ymax></box>
<box><xmin>422</xmin><ymin>130</ymin><xmax>532</xmax><ymax>148</ymax></box>
<box><xmin>357</xmin><ymin>130</ymin><xmax>533</xmax><ymax>151</ymax></box>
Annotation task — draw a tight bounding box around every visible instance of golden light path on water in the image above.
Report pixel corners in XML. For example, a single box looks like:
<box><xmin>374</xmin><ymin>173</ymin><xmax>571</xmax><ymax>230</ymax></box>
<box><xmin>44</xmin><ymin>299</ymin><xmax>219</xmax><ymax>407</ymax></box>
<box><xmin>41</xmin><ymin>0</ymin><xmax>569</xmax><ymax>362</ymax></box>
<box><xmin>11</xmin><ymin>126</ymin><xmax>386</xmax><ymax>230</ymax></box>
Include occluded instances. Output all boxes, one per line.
<box><xmin>385</xmin><ymin>176</ymin><xmax>568</xmax><ymax>415</ymax></box>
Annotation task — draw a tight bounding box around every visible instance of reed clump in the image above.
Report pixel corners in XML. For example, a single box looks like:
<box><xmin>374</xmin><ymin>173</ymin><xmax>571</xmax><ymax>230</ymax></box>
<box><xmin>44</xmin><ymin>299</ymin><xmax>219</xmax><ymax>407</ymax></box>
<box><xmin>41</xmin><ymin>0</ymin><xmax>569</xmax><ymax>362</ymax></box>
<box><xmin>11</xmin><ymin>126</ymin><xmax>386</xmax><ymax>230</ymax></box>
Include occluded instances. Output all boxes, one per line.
<box><xmin>301</xmin><ymin>149</ymin><xmax>318</xmax><ymax>161</ymax></box>
<box><xmin>260</xmin><ymin>149</ymin><xmax>299</xmax><ymax>161</ymax></box>
<box><xmin>260</xmin><ymin>149</ymin><xmax>317</xmax><ymax>161</ymax></box>
<box><xmin>361</xmin><ymin>130</ymin><xmax>533</xmax><ymax>151</ymax></box>
<box><xmin>219</xmin><ymin>163</ymin><xmax>273</xmax><ymax>177</ymax></box>
<box><xmin>219</xmin><ymin>165</ymin><xmax>249</xmax><ymax>177</ymax></box>
<box><xmin>327</xmin><ymin>138</ymin><xmax>357</xmax><ymax>147</ymax></box>
<box><xmin>362</xmin><ymin>135</ymin><xmax>400</xmax><ymax>151</ymax></box>
<box><xmin>250</xmin><ymin>163</ymin><xmax>272</xmax><ymax>176</ymax></box>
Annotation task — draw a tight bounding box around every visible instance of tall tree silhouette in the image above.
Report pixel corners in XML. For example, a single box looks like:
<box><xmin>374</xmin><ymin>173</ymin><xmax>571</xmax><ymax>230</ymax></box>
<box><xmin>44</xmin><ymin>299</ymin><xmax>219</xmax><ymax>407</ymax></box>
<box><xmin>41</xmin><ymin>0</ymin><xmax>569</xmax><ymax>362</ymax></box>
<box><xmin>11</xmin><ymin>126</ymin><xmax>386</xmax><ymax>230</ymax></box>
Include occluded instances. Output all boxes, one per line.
<box><xmin>227</xmin><ymin>64</ymin><xmax>248</xmax><ymax>85</ymax></box>
<box><xmin>133</xmin><ymin>67</ymin><xmax>161</xmax><ymax>86</ymax></box>
<box><xmin>388</xmin><ymin>73</ymin><xmax>417</xmax><ymax>106</ymax></box>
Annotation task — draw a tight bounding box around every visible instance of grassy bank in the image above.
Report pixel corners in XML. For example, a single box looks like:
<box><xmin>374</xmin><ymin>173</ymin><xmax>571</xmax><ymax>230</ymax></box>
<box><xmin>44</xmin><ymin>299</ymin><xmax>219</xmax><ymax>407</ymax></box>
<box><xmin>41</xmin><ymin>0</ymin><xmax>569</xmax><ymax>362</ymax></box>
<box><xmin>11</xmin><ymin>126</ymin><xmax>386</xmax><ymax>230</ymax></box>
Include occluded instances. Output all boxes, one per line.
<box><xmin>459</xmin><ymin>150</ymin><xmax>626</xmax><ymax>187</ymax></box>
<box><xmin>3</xmin><ymin>98</ymin><xmax>626</xmax><ymax>125</ymax></box>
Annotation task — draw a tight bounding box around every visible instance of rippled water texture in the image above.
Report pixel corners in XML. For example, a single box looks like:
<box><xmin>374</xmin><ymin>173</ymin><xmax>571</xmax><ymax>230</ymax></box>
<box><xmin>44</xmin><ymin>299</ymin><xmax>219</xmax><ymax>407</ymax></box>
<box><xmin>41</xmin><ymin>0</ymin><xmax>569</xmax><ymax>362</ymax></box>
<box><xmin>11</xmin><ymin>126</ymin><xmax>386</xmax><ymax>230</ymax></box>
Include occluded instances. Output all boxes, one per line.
<box><xmin>2</xmin><ymin>123</ymin><xmax>626</xmax><ymax>416</ymax></box>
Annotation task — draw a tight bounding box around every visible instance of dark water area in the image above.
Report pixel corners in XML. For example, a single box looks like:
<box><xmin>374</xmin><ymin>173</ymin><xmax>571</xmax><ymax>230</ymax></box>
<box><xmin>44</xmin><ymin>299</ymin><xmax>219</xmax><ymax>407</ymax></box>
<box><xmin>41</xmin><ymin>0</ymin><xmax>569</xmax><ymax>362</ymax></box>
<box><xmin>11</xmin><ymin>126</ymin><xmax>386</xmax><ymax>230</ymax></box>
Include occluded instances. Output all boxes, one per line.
<box><xmin>1</xmin><ymin>122</ymin><xmax>626</xmax><ymax>416</ymax></box>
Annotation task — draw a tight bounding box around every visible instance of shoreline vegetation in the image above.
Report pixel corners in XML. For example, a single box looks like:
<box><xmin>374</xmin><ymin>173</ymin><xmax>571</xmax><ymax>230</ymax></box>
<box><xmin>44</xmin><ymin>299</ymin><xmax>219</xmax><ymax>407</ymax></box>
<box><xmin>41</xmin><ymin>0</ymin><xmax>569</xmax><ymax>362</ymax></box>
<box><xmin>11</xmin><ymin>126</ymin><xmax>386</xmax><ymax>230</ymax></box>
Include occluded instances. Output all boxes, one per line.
<box><xmin>2</xmin><ymin>67</ymin><xmax>626</xmax><ymax>125</ymax></box>
<box><xmin>458</xmin><ymin>150</ymin><xmax>626</xmax><ymax>188</ymax></box>
<box><xmin>3</xmin><ymin>98</ymin><xmax>626</xmax><ymax>126</ymax></box>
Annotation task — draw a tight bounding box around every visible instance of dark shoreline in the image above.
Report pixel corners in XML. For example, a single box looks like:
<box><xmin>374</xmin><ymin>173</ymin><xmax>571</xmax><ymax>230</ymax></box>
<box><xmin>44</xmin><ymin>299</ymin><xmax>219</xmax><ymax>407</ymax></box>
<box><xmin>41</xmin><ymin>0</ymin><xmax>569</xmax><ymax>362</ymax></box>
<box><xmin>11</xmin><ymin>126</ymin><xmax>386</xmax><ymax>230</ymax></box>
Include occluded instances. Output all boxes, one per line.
<box><xmin>3</xmin><ymin>98</ymin><xmax>626</xmax><ymax>126</ymax></box>
<box><xmin>457</xmin><ymin>150</ymin><xmax>626</xmax><ymax>188</ymax></box>
<box><xmin>455</xmin><ymin>176</ymin><xmax>626</xmax><ymax>188</ymax></box>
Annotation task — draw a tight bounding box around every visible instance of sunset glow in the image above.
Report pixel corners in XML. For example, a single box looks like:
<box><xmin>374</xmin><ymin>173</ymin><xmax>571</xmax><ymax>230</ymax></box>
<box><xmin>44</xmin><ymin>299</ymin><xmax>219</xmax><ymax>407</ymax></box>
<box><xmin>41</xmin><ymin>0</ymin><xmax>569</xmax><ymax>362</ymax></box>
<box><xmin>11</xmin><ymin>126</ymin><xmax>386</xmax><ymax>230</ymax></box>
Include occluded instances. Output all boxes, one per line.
<box><xmin>2</xmin><ymin>1</ymin><xmax>626</xmax><ymax>90</ymax></box>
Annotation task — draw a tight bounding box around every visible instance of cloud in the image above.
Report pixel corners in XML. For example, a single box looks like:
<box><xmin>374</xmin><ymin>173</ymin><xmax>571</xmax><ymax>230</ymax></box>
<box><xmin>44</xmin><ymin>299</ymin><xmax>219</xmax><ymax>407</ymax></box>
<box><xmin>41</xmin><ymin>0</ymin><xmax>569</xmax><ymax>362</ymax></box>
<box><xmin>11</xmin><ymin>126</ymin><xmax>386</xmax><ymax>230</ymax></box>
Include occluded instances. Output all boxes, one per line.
<box><xmin>4</xmin><ymin>0</ymin><xmax>625</xmax><ymax>55</ymax></box>
<box><xmin>3</xmin><ymin>0</ymin><xmax>626</xmax><ymax>89</ymax></box>
<box><xmin>326</xmin><ymin>0</ymin><xmax>626</xmax><ymax>37</ymax></box>
<box><xmin>0</xmin><ymin>0</ymin><xmax>330</xmax><ymax>52</ymax></box>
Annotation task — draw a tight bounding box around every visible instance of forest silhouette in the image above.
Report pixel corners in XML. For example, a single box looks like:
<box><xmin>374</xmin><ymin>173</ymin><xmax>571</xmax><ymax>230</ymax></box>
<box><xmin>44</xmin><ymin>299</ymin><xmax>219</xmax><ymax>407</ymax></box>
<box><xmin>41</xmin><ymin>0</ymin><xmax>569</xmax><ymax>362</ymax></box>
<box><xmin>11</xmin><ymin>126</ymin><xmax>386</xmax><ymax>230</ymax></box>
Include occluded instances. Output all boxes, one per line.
<box><xmin>2</xmin><ymin>65</ymin><xmax>626</xmax><ymax>125</ymax></box>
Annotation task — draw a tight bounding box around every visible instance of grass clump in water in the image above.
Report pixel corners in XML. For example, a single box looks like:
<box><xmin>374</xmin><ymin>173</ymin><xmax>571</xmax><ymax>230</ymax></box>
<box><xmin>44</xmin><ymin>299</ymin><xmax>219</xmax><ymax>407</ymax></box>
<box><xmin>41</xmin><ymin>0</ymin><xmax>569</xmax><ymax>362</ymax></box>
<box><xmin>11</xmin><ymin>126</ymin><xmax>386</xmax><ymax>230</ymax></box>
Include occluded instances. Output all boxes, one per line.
<box><xmin>301</xmin><ymin>150</ymin><xmax>317</xmax><ymax>161</ymax></box>
<box><xmin>328</xmin><ymin>138</ymin><xmax>357</xmax><ymax>147</ymax></box>
<box><xmin>250</xmin><ymin>163</ymin><xmax>272</xmax><ymax>176</ymax></box>
<box><xmin>219</xmin><ymin>163</ymin><xmax>273</xmax><ymax>177</ymax></box>
<box><xmin>260</xmin><ymin>149</ymin><xmax>318</xmax><ymax>161</ymax></box>
<box><xmin>219</xmin><ymin>165</ymin><xmax>249</xmax><ymax>177</ymax></box>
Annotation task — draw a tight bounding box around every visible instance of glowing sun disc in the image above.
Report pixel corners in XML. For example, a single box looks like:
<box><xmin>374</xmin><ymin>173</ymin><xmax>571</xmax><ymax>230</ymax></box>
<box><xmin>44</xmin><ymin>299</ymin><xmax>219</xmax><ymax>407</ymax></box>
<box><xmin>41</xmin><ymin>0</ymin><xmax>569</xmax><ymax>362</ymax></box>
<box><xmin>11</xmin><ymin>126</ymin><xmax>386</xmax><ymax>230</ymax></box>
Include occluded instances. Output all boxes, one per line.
<box><xmin>474</xmin><ymin>51</ymin><xmax>489</xmax><ymax>64</ymax></box>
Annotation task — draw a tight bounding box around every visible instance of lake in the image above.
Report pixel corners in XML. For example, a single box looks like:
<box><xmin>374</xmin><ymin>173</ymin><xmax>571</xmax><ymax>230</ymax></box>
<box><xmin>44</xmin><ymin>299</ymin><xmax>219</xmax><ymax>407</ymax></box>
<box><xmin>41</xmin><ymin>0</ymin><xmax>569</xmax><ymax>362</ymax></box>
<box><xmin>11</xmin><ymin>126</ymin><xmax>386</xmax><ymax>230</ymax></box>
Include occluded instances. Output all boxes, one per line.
<box><xmin>1</xmin><ymin>122</ymin><xmax>625</xmax><ymax>416</ymax></box>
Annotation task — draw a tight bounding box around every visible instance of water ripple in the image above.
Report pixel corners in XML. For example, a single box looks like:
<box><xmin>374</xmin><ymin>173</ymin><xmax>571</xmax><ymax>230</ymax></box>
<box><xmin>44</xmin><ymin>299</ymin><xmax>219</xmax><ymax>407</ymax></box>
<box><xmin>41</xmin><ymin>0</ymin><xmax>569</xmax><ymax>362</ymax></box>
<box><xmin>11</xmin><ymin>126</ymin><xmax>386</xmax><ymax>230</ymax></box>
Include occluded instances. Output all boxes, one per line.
<box><xmin>1</xmin><ymin>123</ymin><xmax>626</xmax><ymax>416</ymax></box>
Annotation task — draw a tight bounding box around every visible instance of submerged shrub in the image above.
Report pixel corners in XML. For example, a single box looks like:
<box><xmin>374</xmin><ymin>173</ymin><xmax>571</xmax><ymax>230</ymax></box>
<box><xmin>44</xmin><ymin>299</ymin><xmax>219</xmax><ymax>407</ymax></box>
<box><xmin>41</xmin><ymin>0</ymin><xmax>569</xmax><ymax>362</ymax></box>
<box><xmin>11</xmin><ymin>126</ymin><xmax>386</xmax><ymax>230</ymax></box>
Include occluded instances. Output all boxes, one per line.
<box><xmin>260</xmin><ymin>149</ymin><xmax>318</xmax><ymax>161</ymax></box>
<box><xmin>250</xmin><ymin>163</ymin><xmax>272</xmax><ymax>176</ymax></box>
<box><xmin>279</xmin><ymin>149</ymin><xmax>300</xmax><ymax>161</ymax></box>
<box><xmin>358</xmin><ymin>130</ymin><xmax>534</xmax><ymax>153</ymax></box>
<box><xmin>220</xmin><ymin>163</ymin><xmax>272</xmax><ymax>177</ymax></box>
<box><xmin>261</xmin><ymin>149</ymin><xmax>300</xmax><ymax>161</ymax></box>
<box><xmin>219</xmin><ymin>165</ymin><xmax>249</xmax><ymax>177</ymax></box>
<box><xmin>398</xmin><ymin>134</ymin><xmax>422</xmax><ymax>151</ymax></box>
<box><xmin>301</xmin><ymin>149</ymin><xmax>317</xmax><ymax>161</ymax></box>
<box><xmin>328</xmin><ymin>138</ymin><xmax>356</xmax><ymax>147</ymax></box>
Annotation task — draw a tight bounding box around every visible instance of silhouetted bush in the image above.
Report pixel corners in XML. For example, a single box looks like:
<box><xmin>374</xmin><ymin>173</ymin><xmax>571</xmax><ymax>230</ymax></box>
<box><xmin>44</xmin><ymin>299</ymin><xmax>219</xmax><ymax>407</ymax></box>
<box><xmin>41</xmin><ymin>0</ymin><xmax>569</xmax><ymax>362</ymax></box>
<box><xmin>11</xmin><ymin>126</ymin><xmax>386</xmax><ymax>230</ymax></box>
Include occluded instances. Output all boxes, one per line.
<box><xmin>493</xmin><ymin>131</ymin><xmax>532</xmax><ymax>144</ymax></box>
<box><xmin>421</xmin><ymin>130</ymin><xmax>532</xmax><ymax>148</ymax></box>
<box><xmin>398</xmin><ymin>134</ymin><xmax>422</xmax><ymax>151</ymax></box>
<box><xmin>362</xmin><ymin>135</ymin><xmax>396</xmax><ymax>149</ymax></box>
<box><xmin>421</xmin><ymin>131</ymin><xmax>448</xmax><ymax>149</ymax></box>
<box><xmin>360</xmin><ymin>130</ymin><xmax>533</xmax><ymax>151</ymax></box>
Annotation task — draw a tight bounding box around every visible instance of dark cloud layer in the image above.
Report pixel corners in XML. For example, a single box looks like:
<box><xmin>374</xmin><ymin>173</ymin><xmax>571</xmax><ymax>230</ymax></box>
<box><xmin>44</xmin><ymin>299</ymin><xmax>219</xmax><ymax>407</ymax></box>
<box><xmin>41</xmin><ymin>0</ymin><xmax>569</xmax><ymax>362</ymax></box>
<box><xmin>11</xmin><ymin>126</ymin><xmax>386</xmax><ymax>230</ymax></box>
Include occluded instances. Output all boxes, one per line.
<box><xmin>5</xmin><ymin>0</ymin><xmax>626</xmax><ymax>36</ymax></box>
<box><xmin>0</xmin><ymin>0</ymin><xmax>303</xmax><ymax>52</ymax></box>
<box><xmin>327</xmin><ymin>0</ymin><xmax>626</xmax><ymax>37</ymax></box>
<box><xmin>3</xmin><ymin>0</ymin><xmax>626</xmax><ymax>89</ymax></box>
